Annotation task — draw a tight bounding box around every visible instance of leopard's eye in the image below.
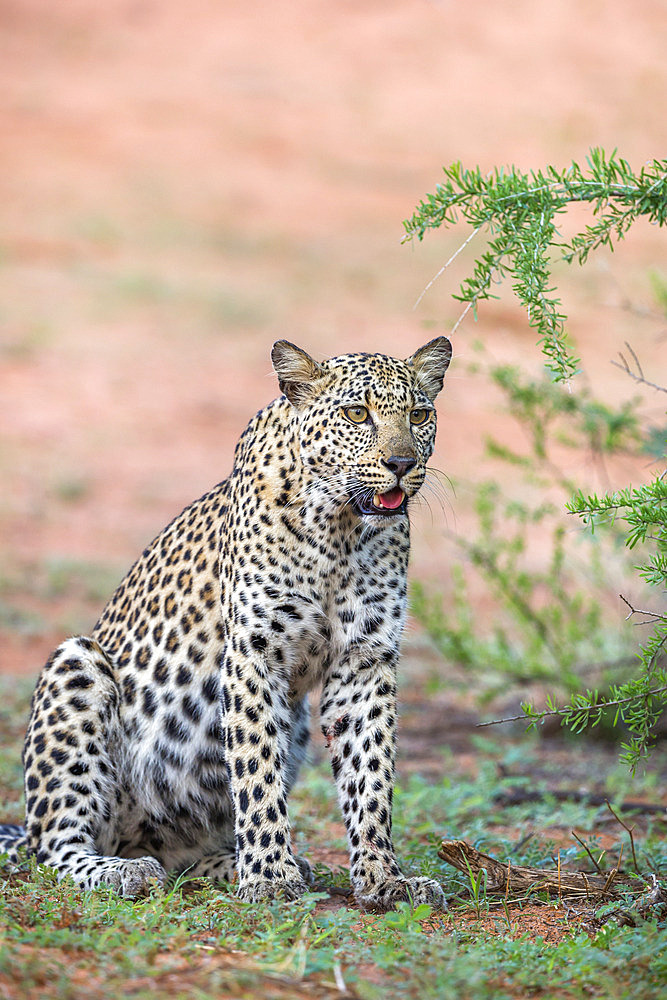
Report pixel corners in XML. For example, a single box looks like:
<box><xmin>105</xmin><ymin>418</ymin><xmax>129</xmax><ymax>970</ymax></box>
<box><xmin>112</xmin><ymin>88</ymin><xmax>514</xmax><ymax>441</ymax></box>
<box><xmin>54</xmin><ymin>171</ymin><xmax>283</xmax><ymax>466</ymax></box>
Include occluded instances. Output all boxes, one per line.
<box><xmin>410</xmin><ymin>408</ymin><xmax>430</xmax><ymax>426</ymax></box>
<box><xmin>344</xmin><ymin>405</ymin><xmax>369</xmax><ymax>424</ymax></box>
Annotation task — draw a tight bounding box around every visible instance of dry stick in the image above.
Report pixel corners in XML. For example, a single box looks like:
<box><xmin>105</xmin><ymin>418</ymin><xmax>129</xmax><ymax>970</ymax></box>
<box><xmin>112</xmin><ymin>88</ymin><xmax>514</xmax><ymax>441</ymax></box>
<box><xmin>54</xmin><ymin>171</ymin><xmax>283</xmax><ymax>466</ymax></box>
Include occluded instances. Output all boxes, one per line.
<box><xmin>606</xmin><ymin>800</ymin><xmax>640</xmax><ymax>874</ymax></box>
<box><xmin>611</xmin><ymin>342</ymin><xmax>667</xmax><ymax>395</ymax></box>
<box><xmin>437</xmin><ymin>840</ymin><xmax>636</xmax><ymax>903</ymax></box>
<box><xmin>571</xmin><ymin>831</ymin><xmax>604</xmax><ymax>874</ymax></box>
<box><xmin>502</xmin><ymin>862</ymin><xmax>514</xmax><ymax>932</ymax></box>
<box><xmin>513</xmin><ymin>831</ymin><xmax>536</xmax><ymax>853</ymax></box>
<box><xmin>621</xmin><ymin>342</ymin><xmax>643</xmax><ymax>378</ymax></box>
<box><xmin>619</xmin><ymin>593</ymin><xmax>667</xmax><ymax>625</ymax></box>
<box><xmin>602</xmin><ymin>867</ymin><xmax>619</xmax><ymax>896</ymax></box>
<box><xmin>412</xmin><ymin>226</ymin><xmax>482</xmax><ymax>310</ymax></box>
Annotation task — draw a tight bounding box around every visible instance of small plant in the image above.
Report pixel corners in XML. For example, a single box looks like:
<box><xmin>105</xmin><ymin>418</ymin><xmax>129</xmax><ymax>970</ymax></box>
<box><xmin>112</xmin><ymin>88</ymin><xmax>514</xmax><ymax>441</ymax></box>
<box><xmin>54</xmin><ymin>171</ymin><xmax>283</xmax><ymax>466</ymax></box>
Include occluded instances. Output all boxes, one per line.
<box><xmin>382</xmin><ymin>900</ymin><xmax>433</xmax><ymax>932</ymax></box>
<box><xmin>462</xmin><ymin>856</ymin><xmax>488</xmax><ymax>920</ymax></box>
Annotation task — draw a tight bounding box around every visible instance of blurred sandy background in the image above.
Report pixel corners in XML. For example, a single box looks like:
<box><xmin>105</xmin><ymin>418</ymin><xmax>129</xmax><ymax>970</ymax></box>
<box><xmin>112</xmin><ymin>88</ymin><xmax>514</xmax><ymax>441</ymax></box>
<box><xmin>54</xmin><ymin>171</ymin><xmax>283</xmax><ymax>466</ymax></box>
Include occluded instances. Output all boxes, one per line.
<box><xmin>1</xmin><ymin>0</ymin><xmax>666</xmax><ymax>674</ymax></box>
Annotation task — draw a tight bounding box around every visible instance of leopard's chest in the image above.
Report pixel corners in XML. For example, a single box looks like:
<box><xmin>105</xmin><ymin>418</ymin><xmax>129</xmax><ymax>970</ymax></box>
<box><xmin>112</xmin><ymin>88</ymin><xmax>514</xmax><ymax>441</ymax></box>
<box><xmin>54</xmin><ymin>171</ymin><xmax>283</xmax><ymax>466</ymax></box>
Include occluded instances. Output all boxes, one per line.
<box><xmin>283</xmin><ymin>556</ymin><xmax>407</xmax><ymax>699</ymax></box>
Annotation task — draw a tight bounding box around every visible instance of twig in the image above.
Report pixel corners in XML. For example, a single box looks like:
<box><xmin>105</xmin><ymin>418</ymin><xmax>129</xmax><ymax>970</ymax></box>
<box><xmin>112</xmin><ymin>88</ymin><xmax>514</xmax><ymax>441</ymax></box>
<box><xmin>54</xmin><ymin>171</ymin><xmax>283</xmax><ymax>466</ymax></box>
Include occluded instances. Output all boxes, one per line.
<box><xmin>602</xmin><ymin>868</ymin><xmax>619</xmax><ymax>896</ymax></box>
<box><xmin>571</xmin><ymin>831</ymin><xmax>604</xmax><ymax>874</ymax></box>
<box><xmin>477</xmin><ymin>685</ymin><xmax>667</xmax><ymax>728</ymax></box>
<box><xmin>413</xmin><ymin>226</ymin><xmax>482</xmax><ymax>309</ymax></box>
<box><xmin>611</xmin><ymin>342</ymin><xmax>667</xmax><ymax>394</ymax></box>
<box><xmin>511</xmin><ymin>832</ymin><xmax>536</xmax><ymax>854</ymax></box>
<box><xmin>619</xmin><ymin>593</ymin><xmax>667</xmax><ymax>625</ymax></box>
<box><xmin>622</xmin><ymin>341</ymin><xmax>643</xmax><ymax>379</ymax></box>
<box><xmin>582</xmin><ymin>872</ymin><xmax>590</xmax><ymax>904</ymax></box>
<box><xmin>450</xmin><ymin>299</ymin><xmax>475</xmax><ymax>337</ymax></box>
<box><xmin>606</xmin><ymin>800</ymin><xmax>639</xmax><ymax>874</ymax></box>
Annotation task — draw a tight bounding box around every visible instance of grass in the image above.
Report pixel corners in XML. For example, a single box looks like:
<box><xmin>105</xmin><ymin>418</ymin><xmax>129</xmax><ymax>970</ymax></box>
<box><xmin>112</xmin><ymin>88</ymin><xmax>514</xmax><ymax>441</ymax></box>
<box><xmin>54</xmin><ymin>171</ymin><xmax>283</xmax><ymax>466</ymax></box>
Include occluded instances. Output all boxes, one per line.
<box><xmin>0</xmin><ymin>683</ymin><xmax>665</xmax><ymax>999</ymax></box>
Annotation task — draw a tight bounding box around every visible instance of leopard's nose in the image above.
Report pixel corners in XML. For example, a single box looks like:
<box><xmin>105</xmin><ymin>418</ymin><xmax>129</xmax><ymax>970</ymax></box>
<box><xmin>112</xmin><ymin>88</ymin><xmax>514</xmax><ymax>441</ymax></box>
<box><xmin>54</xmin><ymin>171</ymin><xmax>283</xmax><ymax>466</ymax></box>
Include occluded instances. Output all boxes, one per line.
<box><xmin>382</xmin><ymin>455</ymin><xmax>416</xmax><ymax>480</ymax></box>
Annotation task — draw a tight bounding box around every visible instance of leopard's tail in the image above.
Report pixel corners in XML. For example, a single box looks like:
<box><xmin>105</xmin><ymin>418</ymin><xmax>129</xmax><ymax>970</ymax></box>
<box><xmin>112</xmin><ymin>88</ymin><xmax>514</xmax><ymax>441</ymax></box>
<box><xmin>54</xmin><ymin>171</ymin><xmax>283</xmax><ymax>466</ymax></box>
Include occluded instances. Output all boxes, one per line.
<box><xmin>0</xmin><ymin>823</ymin><xmax>27</xmax><ymax>865</ymax></box>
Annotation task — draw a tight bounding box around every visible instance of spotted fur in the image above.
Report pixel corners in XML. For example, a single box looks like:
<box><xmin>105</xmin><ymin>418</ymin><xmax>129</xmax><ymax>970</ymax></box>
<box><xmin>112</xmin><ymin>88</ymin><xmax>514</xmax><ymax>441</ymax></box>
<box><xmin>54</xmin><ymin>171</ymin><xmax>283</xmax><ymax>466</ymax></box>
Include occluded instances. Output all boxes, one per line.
<box><xmin>0</xmin><ymin>338</ymin><xmax>451</xmax><ymax>909</ymax></box>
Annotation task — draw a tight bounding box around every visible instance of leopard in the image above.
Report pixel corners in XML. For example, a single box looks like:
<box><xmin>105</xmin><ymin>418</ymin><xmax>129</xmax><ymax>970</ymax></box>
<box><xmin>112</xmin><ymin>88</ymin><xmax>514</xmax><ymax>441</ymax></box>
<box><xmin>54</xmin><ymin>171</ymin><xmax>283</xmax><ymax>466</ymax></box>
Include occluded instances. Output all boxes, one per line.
<box><xmin>0</xmin><ymin>336</ymin><xmax>452</xmax><ymax>910</ymax></box>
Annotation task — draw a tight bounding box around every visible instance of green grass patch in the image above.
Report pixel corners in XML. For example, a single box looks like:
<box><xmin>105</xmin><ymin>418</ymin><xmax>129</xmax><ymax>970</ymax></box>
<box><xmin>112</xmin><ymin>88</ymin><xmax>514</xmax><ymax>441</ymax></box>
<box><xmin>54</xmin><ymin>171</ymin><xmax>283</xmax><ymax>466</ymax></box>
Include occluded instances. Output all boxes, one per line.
<box><xmin>1</xmin><ymin>681</ymin><xmax>665</xmax><ymax>998</ymax></box>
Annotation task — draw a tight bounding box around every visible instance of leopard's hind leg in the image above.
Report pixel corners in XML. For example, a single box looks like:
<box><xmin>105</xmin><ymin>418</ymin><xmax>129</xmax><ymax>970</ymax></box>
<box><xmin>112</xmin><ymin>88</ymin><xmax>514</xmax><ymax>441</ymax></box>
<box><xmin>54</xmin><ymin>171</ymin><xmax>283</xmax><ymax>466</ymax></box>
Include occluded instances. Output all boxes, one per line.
<box><xmin>23</xmin><ymin>636</ymin><xmax>166</xmax><ymax>898</ymax></box>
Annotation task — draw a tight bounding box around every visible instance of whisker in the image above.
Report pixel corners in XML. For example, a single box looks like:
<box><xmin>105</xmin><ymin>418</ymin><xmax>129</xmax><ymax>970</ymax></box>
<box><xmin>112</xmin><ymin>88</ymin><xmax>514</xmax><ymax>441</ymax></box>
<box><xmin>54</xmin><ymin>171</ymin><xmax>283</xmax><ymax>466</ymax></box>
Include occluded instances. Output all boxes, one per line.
<box><xmin>408</xmin><ymin>493</ymin><xmax>436</xmax><ymax>529</ymax></box>
<box><xmin>426</xmin><ymin>466</ymin><xmax>456</xmax><ymax>497</ymax></box>
<box><xmin>421</xmin><ymin>476</ymin><xmax>449</xmax><ymax>507</ymax></box>
<box><xmin>425</xmin><ymin>469</ymin><xmax>455</xmax><ymax>514</ymax></box>
<box><xmin>421</xmin><ymin>482</ymin><xmax>454</xmax><ymax>529</ymax></box>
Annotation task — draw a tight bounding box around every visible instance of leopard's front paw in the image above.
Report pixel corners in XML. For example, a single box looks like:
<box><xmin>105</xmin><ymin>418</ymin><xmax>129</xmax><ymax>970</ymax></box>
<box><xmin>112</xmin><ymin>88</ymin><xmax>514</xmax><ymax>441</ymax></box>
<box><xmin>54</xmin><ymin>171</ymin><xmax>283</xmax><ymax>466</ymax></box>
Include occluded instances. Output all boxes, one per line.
<box><xmin>237</xmin><ymin>875</ymin><xmax>307</xmax><ymax>903</ymax></box>
<box><xmin>356</xmin><ymin>876</ymin><xmax>447</xmax><ymax>912</ymax></box>
<box><xmin>237</xmin><ymin>859</ymin><xmax>308</xmax><ymax>903</ymax></box>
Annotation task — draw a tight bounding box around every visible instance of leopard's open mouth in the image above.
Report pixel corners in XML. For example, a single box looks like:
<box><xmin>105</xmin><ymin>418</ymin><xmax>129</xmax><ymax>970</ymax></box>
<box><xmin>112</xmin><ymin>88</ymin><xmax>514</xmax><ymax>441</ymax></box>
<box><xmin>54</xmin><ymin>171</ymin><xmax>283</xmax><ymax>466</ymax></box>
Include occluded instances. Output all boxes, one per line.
<box><xmin>352</xmin><ymin>487</ymin><xmax>407</xmax><ymax>517</ymax></box>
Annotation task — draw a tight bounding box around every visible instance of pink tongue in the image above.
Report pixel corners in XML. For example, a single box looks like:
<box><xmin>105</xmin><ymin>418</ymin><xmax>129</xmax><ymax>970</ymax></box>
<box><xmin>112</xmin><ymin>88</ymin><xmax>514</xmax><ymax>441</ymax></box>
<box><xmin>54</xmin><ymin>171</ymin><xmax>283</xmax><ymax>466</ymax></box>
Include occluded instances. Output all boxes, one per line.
<box><xmin>377</xmin><ymin>487</ymin><xmax>404</xmax><ymax>510</ymax></box>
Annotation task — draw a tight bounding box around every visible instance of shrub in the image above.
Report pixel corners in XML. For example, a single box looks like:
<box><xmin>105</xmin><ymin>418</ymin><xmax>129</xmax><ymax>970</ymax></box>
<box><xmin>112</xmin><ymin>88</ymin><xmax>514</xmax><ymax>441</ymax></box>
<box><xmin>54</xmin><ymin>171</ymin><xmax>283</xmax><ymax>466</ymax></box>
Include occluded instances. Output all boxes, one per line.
<box><xmin>405</xmin><ymin>150</ymin><xmax>667</xmax><ymax>768</ymax></box>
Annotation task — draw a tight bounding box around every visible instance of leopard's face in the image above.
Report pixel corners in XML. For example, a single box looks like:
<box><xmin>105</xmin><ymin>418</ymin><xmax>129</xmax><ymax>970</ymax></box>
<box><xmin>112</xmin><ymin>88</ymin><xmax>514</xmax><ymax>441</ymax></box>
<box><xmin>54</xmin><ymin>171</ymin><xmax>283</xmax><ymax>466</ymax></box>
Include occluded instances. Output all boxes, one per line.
<box><xmin>272</xmin><ymin>340</ymin><xmax>452</xmax><ymax>522</ymax></box>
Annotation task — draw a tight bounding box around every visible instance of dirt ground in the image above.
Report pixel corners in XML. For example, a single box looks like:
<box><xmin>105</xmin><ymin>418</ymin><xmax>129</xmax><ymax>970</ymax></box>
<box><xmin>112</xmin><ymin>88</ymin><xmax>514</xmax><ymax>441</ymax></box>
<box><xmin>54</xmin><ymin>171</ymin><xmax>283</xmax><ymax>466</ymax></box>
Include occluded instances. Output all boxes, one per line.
<box><xmin>1</xmin><ymin>0</ymin><xmax>666</xmax><ymax>957</ymax></box>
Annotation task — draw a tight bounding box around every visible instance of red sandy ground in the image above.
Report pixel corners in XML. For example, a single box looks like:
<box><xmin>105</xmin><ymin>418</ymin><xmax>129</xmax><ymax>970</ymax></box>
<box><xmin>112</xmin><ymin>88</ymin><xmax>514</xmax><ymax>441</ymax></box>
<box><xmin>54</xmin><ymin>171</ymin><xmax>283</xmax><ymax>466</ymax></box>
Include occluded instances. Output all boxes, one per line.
<box><xmin>1</xmin><ymin>0</ymin><xmax>666</xmax><ymax>968</ymax></box>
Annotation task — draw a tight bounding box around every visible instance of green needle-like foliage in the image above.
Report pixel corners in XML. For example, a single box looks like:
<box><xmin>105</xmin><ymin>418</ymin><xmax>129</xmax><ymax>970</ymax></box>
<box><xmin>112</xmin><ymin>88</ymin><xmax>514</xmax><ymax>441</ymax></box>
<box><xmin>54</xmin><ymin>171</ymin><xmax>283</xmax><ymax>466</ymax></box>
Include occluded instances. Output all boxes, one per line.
<box><xmin>405</xmin><ymin>149</ymin><xmax>667</xmax><ymax>769</ymax></box>
<box><xmin>404</xmin><ymin>148</ymin><xmax>667</xmax><ymax>382</ymax></box>
<box><xmin>563</xmin><ymin>480</ymin><xmax>667</xmax><ymax>768</ymax></box>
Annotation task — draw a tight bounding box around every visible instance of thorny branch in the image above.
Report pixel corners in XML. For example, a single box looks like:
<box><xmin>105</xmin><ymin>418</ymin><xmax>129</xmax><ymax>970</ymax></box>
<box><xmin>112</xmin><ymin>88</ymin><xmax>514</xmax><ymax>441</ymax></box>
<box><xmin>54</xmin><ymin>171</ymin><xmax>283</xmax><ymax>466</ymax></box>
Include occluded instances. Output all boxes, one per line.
<box><xmin>476</xmin><ymin>686</ymin><xmax>667</xmax><ymax>728</ymax></box>
<box><xmin>619</xmin><ymin>594</ymin><xmax>667</xmax><ymax>626</ymax></box>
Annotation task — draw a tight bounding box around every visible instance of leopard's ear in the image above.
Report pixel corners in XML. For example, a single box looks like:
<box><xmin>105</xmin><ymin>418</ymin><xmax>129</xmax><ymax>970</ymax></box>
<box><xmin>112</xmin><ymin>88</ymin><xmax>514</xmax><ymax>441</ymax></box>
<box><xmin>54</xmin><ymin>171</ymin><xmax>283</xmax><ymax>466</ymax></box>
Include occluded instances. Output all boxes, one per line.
<box><xmin>406</xmin><ymin>336</ymin><xmax>452</xmax><ymax>401</ymax></box>
<box><xmin>271</xmin><ymin>340</ymin><xmax>326</xmax><ymax>407</ymax></box>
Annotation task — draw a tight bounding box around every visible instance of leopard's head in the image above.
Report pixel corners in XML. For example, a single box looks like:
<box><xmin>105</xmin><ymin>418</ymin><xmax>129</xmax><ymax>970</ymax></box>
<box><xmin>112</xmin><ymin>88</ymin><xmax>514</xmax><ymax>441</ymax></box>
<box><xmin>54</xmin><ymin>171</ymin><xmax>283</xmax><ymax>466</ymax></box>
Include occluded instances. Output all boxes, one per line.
<box><xmin>271</xmin><ymin>338</ymin><xmax>451</xmax><ymax>521</ymax></box>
